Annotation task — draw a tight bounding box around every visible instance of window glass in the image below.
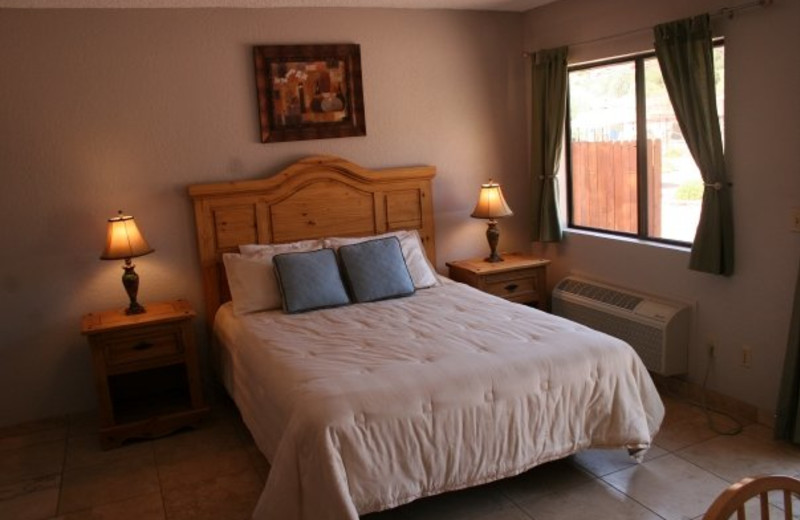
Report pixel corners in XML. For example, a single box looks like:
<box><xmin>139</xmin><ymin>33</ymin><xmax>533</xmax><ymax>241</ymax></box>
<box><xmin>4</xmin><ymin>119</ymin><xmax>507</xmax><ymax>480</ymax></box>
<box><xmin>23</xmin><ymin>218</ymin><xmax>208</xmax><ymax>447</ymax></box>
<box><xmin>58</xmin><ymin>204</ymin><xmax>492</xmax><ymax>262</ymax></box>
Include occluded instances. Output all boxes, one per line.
<box><xmin>568</xmin><ymin>61</ymin><xmax>637</xmax><ymax>234</ymax></box>
<box><xmin>566</xmin><ymin>45</ymin><xmax>724</xmax><ymax>245</ymax></box>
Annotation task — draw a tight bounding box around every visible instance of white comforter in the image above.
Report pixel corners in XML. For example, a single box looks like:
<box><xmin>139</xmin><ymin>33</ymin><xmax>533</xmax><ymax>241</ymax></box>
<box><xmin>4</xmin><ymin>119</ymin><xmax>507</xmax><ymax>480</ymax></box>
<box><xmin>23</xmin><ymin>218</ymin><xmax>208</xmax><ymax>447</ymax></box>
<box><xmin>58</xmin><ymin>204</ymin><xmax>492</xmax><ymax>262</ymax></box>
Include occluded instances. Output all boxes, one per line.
<box><xmin>214</xmin><ymin>278</ymin><xmax>664</xmax><ymax>520</ymax></box>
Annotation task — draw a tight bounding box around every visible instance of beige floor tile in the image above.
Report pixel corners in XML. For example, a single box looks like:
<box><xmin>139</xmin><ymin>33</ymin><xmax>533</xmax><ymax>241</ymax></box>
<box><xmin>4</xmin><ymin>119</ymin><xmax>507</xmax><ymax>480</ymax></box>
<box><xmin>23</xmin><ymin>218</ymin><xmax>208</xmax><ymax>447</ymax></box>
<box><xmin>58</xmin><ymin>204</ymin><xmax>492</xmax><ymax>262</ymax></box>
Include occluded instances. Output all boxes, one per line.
<box><xmin>0</xmin><ymin>416</ymin><xmax>68</xmax><ymax>440</ymax></box>
<box><xmin>56</xmin><ymin>491</ymin><xmax>165</xmax><ymax>520</ymax></box>
<box><xmin>603</xmin><ymin>453</ymin><xmax>731</xmax><ymax>520</ymax></box>
<box><xmin>64</xmin><ymin>434</ymin><xmax>153</xmax><ymax>471</ymax></box>
<box><xmin>741</xmin><ymin>422</ymin><xmax>778</xmax><ymax>442</ymax></box>
<box><xmin>0</xmin><ymin>474</ymin><xmax>60</xmax><ymax>520</ymax></box>
<box><xmin>653</xmin><ymin>415</ymin><xmax>720</xmax><ymax>452</ymax></box>
<box><xmin>702</xmin><ymin>408</ymin><xmax>750</xmax><ymax>436</ymax></box>
<box><xmin>192</xmin><ymin>394</ymin><xmax>240</xmax><ymax>433</ymax></box>
<box><xmin>660</xmin><ymin>396</ymin><xmax>707</xmax><ymax>427</ymax></box>
<box><xmin>677</xmin><ymin>433</ymin><xmax>800</xmax><ymax>483</ymax></box>
<box><xmin>232</xmin><ymin>415</ymin><xmax>260</xmax><ymax>448</ymax></box>
<box><xmin>0</xmin><ymin>425</ymin><xmax>67</xmax><ymax>452</ymax></box>
<box><xmin>498</xmin><ymin>458</ymin><xmax>593</xmax><ymax>503</ymax></box>
<box><xmin>397</xmin><ymin>483</ymin><xmax>529</xmax><ymax>520</ymax></box>
<box><xmin>161</xmin><ymin>468</ymin><xmax>262</xmax><ymax>520</ymax></box>
<box><xmin>66</xmin><ymin>410</ymin><xmax>100</xmax><ymax>439</ymax></box>
<box><xmin>197</xmin><ymin>409</ymin><xmax>240</xmax><ymax>436</ymax></box>
<box><xmin>243</xmin><ymin>442</ymin><xmax>271</xmax><ymax>483</ymax></box>
<box><xmin>655</xmin><ymin>397</ymin><xmax>749</xmax><ymax>453</ymax></box>
<box><xmin>58</xmin><ymin>449</ymin><xmax>160</xmax><ymax>514</ymax></box>
<box><xmin>230</xmin><ymin>414</ymin><xmax>271</xmax><ymax>483</ymax></box>
<box><xmin>569</xmin><ymin>445</ymin><xmax>669</xmax><ymax>478</ymax></box>
<box><xmin>678</xmin><ymin>433</ymin><xmax>800</xmax><ymax>515</ymax></box>
<box><xmin>0</xmin><ymin>440</ymin><xmax>65</xmax><ymax>485</ymax></box>
<box><xmin>11</xmin><ymin>386</ymin><xmax>800</xmax><ymax>520</ymax></box>
<box><xmin>153</xmin><ymin>426</ymin><xmax>252</xmax><ymax>491</ymax></box>
<box><xmin>513</xmin><ymin>478</ymin><xmax>661</xmax><ymax>520</ymax></box>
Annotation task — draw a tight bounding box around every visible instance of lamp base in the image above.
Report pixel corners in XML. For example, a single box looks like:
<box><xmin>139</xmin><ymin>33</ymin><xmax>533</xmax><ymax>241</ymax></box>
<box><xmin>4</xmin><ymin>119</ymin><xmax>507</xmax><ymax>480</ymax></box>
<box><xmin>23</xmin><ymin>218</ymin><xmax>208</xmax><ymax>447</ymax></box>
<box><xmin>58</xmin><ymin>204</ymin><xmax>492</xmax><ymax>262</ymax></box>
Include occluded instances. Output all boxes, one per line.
<box><xmin>484</xmin><ymin>252</ymin><xmax>505</xmax><ymax>263</ymax></box>
<box><xmin>121</xmin><ymin>261</ymin><xmax>146</xmax><ymax>315</ymax></box>
<box><xmin>125</xmin><ymin>301</ymin><xmax>146</xmax><ymax>315</ymax></box>
<box><xmin>484</xmin><ymin>220</ymin><xmax>504</xmax><ymax>263</ymax></box>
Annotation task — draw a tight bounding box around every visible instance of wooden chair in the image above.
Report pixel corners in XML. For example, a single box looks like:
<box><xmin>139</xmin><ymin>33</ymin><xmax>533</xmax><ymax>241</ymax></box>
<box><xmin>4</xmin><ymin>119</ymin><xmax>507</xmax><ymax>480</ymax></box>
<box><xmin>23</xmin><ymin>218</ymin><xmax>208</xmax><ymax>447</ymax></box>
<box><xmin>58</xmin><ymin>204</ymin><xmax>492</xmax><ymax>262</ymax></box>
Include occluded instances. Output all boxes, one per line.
<box><xmin>703</xmin><ymin>475</ymin><xmax>800</xmax><ymax>520</ymax></box>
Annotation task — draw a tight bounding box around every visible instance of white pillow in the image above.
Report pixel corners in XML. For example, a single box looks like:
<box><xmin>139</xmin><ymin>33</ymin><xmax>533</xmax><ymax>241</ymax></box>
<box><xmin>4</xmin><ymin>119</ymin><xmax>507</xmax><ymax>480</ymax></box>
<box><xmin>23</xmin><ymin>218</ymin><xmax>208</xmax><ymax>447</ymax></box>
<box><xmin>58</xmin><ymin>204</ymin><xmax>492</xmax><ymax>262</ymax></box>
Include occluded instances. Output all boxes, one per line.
<box><xmin>325</xmin><ymin>230</ymin><xmax>438</xmax><ymax>289</ymax></box>
<box><xmin>224</xmin><ymin>240</ymin><xmax>323</xmax><ymax>314</ymax></box>
<box><xmin>239</xmin><ymin>239</ymin><xmax>323</xmax><ymax>256</ymax></box>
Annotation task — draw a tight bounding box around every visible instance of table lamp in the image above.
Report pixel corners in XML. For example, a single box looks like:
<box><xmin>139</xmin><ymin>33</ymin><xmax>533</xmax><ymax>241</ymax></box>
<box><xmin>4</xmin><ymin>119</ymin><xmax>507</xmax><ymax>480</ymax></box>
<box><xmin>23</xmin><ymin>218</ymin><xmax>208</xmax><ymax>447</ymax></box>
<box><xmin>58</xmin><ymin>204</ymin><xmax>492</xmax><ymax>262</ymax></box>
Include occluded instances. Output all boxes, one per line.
<box><xmin>470</xmin><ymin>180</ymin><xmax>513</xmax><ymax>262</ymax></box>
<box><xmin>100</xmin><ymin>210</ymin><xmax>154</xmax><ymax>314</ymax></box>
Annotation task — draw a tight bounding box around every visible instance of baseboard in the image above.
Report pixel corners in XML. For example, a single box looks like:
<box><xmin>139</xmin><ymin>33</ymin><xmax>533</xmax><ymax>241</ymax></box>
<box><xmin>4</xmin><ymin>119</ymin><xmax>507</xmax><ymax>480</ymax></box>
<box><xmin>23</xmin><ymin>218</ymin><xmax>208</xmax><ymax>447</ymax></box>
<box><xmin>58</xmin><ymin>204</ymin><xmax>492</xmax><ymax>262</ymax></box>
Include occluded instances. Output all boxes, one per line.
<box><xmin>651</xmin><ymin>373</ymin><xmax>776</xmax><ymax>429</ymax></box>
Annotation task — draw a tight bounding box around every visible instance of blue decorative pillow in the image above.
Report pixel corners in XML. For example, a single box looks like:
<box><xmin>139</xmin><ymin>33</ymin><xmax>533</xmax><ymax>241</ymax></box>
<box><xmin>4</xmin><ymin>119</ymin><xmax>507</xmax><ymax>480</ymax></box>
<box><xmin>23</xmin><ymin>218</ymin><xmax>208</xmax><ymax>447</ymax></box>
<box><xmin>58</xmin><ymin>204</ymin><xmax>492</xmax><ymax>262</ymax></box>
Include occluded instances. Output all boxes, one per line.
<box><xmin>338</xmin><ymin>237</ymin><xmax>415</xmax><ymax>303</ymax></box>
<box><xmin>272</xmin><ymin>248</ymin><xmax>351</xmax><ymax>314</ymax></box>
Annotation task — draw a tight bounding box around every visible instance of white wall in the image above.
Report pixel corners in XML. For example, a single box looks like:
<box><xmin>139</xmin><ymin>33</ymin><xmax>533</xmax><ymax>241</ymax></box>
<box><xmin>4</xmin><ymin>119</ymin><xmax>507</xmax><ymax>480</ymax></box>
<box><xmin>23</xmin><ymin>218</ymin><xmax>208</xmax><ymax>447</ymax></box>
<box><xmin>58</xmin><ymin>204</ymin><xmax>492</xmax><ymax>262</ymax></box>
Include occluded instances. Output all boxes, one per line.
<box><xmin>0</xmin><ymin>8</ymin><xmax>527</xmax><ymax>426</ymax></box>
<box><xmin>524</xmin><ymin>0</ymin><xmax>800</xmax><ymax>415</ymax></box>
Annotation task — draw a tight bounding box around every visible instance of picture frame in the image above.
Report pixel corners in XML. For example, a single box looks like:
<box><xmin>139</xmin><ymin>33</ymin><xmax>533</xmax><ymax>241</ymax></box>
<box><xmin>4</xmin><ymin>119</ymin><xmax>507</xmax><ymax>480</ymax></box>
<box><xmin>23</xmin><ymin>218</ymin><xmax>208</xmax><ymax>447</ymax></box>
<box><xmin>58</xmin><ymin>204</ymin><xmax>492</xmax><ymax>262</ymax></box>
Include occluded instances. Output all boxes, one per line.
<box><xmin>253</xmin><ymin>43</ymin><xmax>367</xmax><ymax>143</ymax></box>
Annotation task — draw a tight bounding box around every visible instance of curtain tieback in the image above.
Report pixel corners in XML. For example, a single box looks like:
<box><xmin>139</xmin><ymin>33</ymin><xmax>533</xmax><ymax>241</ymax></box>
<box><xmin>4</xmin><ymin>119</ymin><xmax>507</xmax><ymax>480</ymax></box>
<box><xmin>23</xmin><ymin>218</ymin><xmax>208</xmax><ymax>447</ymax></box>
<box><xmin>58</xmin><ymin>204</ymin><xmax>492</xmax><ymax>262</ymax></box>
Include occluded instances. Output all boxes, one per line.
<box><xmin>704</xmin><ymin>181</ymin><xmax>732</xmax><ymax>191</ymax></box>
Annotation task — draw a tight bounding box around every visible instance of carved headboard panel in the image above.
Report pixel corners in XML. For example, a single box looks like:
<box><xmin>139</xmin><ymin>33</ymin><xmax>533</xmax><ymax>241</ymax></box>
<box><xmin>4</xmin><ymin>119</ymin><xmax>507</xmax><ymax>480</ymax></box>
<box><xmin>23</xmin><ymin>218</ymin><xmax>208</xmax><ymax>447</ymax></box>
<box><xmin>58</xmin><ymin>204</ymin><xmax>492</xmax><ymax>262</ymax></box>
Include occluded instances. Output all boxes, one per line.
<box><xmin>188</xmin><ymin>155</ymin><xmax>436</xmax><ymax>324</ymax></box>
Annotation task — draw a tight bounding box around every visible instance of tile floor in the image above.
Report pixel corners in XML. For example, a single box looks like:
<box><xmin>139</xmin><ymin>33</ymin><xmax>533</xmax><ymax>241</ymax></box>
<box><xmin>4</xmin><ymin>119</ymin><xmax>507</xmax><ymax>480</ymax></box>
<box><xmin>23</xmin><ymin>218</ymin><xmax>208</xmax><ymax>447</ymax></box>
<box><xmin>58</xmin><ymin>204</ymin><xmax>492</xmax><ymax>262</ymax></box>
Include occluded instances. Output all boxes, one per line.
<box><xmin>2</xmin><ymin>387</ymin><xmax>800</xmax><ymax>520</ymax></box>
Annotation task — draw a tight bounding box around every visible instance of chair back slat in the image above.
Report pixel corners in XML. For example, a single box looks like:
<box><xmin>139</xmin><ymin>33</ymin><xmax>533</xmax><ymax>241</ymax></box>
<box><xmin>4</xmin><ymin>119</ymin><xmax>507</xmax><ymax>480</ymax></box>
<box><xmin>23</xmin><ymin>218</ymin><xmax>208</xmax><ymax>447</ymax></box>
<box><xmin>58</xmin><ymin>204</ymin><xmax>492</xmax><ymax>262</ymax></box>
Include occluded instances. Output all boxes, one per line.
<box><xmin>758</xmin><ymin>492</ymin><xmax>768</xmax><ymax>519</ymax></box>
<box><xmin>702</xmin><ymin>475</ymin><xmax>800</xmax><ymax>520</ymax></box>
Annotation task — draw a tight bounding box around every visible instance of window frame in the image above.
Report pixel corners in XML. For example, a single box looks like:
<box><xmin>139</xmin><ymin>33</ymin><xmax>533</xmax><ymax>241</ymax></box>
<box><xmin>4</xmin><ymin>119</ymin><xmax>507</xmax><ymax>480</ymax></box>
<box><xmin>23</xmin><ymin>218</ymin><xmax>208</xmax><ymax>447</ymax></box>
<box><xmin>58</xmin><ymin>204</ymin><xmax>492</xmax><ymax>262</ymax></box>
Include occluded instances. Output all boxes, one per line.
<box><xmin>564</xmin><ymin>41</ymin><xmax>724</xmax><ymax>247</ymax></box>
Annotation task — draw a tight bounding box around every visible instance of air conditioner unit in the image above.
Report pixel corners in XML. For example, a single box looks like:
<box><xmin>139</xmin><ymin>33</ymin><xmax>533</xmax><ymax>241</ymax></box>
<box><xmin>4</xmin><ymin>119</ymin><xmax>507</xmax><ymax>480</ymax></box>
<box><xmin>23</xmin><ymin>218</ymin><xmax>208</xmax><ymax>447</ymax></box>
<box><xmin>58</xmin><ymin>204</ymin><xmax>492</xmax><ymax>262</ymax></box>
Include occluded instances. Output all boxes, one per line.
<box><xmin>552</xmin><ymin>276</ymin><xmax>691</xmax><ymax>376</ymax></box>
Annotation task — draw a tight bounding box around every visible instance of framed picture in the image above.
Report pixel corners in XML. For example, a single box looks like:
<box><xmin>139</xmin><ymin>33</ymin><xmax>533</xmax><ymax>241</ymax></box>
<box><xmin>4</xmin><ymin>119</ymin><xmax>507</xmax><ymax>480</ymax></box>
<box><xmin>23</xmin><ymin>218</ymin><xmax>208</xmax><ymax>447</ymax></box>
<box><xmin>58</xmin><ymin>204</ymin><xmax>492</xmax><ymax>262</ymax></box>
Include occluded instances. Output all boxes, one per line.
<box><xmin>253</xmin><ymin>43</ymin><xmax>367</xmax><ymax>143</ymax></box>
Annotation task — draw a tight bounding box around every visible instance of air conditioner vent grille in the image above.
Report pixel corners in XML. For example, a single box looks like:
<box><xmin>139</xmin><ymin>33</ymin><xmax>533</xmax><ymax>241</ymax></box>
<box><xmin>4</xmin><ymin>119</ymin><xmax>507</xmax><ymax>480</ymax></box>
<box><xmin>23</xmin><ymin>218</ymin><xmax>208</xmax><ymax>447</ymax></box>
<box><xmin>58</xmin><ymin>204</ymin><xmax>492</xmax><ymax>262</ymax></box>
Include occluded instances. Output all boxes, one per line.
<box><xmin>556</xmin><ymin>279</ymin><xmax>643</xmax><ymax>311</ymax></box>
<box><xmin>554</xmin><ymin>299</ymin><xmax>663</xmax><ymax>371</ymax></box>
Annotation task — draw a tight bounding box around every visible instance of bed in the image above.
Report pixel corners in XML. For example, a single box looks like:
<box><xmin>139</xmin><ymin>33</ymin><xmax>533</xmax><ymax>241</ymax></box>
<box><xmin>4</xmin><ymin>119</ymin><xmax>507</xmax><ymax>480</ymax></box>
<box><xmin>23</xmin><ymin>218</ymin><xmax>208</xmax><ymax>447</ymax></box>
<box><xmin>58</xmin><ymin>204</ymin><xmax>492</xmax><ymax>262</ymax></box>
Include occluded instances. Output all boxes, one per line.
<box><xmin>188</xmin><ymin>155</ymin><xmax>664</xmax><ymax>520</ymax></box>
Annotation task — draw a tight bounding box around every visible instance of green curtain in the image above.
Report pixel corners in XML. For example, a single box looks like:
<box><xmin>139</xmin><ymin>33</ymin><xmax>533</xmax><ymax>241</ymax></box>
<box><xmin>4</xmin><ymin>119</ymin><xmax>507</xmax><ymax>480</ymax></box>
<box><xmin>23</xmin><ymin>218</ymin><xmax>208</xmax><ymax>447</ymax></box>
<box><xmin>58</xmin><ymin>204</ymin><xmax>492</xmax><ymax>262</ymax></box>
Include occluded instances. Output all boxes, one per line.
<box><xmin>776</xmin><ymin>259</ymin><xmax>800</xmax><ymax>443</ymax></box>
<box><xmin>654</xmin><ymin>15</ymin><xmax>734</xmax><ymax>275</ymax></box>
<box><xmin>530</xmin><ymin>46</ymin><xmax>568</xmax><ymax>243</ymax></box>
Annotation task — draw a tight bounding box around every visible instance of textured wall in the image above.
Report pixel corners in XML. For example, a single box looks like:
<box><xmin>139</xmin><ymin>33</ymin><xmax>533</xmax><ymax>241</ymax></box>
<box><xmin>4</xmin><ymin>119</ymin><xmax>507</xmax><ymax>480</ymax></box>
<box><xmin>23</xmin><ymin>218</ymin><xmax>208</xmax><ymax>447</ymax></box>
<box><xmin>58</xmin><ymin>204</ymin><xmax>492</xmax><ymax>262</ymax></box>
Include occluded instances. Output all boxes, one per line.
<box><xmin>524</xmin><ymin>0</ymin><xmax>800</xmax><ymax>416</ymax></box>
<box><xmin>0</xmin><ymin>8</ymin><xmax>526</xmax><ymax>426</ymax></box>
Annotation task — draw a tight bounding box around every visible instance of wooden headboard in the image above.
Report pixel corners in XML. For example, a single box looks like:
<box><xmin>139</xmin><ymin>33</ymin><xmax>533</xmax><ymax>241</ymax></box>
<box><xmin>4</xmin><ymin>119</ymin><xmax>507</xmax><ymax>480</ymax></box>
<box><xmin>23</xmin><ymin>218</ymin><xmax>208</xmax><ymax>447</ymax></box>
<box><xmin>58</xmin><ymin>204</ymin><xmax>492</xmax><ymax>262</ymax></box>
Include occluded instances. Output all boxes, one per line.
<box><xmin>188</xmin><ymin>155</ymin><xmax>436</xmax><ymax>324</ymax></box>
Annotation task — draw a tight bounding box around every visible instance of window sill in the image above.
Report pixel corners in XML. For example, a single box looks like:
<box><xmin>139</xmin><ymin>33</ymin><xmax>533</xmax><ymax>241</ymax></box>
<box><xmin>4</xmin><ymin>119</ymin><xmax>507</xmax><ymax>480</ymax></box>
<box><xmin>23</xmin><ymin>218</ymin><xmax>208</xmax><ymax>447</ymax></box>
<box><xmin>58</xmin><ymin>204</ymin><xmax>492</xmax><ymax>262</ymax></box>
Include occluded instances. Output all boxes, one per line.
<box><xmin>564</xmin><ymin>228</ymin><xmax>692</xmax><ymax>254</ymax></box>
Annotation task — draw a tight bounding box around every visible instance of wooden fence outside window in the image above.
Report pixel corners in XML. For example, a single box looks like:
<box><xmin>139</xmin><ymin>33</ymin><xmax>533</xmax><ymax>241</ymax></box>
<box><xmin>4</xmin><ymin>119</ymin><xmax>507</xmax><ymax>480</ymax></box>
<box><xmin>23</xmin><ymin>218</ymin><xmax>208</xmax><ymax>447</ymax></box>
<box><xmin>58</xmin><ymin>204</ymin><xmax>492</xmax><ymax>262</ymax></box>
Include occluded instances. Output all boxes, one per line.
<box><xmin>570</xmin><ymin>139</ymin><xmax>662</xmax><ymax>236</ymax></box>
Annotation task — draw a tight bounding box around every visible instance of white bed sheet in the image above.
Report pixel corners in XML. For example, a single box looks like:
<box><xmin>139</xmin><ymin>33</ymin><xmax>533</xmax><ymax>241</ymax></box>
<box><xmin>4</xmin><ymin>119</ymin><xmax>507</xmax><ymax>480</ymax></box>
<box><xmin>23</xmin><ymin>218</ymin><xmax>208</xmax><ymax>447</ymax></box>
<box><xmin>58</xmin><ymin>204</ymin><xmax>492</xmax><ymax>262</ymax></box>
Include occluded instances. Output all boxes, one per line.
<box><xmin>214</xmin><ymin>277</ymin><xmax>664</xmax><ymax>520</ymax></box>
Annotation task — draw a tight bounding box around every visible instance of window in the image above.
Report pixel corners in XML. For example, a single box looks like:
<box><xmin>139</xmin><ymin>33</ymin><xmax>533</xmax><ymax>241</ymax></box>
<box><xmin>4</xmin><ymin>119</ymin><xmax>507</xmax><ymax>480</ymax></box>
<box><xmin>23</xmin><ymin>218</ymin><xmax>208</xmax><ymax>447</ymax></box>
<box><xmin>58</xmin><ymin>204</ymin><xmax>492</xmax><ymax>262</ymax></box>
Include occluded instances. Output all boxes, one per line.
<box><xmin>566</xmin><ymin>44</ymin><xmax>724</xmax><ymax>244</ymax></box>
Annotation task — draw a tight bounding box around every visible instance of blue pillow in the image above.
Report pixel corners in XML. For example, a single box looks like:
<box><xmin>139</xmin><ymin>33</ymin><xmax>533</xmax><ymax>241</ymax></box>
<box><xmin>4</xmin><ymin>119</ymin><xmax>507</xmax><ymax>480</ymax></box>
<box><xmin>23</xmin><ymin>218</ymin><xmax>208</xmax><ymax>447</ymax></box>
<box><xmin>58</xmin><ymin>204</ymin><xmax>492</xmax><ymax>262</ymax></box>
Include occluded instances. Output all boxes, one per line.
<box><xmin>338</xmin><ymin>237</ymin><xmax>415</xmax><ymax>303</ymax></box>
<box><xmin>272</xmin><ymin>248</ymin><xmax>351</xmax><ymax>313</ymax></box>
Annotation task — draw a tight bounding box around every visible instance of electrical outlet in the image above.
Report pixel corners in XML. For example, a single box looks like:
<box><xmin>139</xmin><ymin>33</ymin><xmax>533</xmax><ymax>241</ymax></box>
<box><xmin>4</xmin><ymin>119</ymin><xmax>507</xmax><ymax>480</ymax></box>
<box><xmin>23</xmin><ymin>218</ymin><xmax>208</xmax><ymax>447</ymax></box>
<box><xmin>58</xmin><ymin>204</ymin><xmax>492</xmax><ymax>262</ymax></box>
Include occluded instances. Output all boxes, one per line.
<box><xmin>741</xmin><ymin>345</ymin><xmax>752</xmax><ymax>368</ymax></box>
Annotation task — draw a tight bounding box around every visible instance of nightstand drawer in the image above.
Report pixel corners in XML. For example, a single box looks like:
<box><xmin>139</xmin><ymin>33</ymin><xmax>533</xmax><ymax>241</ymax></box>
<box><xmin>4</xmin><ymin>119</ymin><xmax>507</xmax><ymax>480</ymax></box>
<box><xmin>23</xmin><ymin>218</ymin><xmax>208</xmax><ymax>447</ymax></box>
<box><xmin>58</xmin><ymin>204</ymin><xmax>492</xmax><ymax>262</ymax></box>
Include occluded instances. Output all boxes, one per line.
<box><xmin>102</xmin><ymin>325</ymin><xmax>184</xmax><ymax>369</ymax></box>
<box><xmin>483</xmin><ymin>275</ymin><xmax>538</xmax><ymax>299</ymax></box>
<box><xmin>482</xmin><ymin>268</ymin><xmax>539</xmax><ymax>286</ymax></box>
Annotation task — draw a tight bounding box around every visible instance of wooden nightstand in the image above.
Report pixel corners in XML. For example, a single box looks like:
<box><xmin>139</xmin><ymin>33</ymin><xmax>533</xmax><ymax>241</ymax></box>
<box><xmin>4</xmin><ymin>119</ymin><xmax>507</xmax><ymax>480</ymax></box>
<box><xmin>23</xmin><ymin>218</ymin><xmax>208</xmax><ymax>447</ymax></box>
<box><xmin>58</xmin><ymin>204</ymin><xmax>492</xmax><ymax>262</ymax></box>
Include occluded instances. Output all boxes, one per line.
<box><xmin>81</xmin><ymin>299</ymin><xmax>209</xmax><ymax>448</ymax></box>
<box><xmin>447</xmin><ymin>253</ymin><xmax>551</xmax><ymax>310</ymax></box>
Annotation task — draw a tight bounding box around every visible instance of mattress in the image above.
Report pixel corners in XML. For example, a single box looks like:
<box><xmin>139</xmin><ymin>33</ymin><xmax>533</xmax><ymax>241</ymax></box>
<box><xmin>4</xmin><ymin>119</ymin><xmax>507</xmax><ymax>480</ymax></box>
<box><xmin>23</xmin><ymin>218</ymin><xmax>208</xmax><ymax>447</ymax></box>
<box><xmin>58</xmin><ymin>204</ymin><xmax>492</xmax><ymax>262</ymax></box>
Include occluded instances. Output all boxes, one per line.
<box><xmin>214</xmin><ymin>277</ymin><xmax>664</xmax><ymax>520</ymax></box>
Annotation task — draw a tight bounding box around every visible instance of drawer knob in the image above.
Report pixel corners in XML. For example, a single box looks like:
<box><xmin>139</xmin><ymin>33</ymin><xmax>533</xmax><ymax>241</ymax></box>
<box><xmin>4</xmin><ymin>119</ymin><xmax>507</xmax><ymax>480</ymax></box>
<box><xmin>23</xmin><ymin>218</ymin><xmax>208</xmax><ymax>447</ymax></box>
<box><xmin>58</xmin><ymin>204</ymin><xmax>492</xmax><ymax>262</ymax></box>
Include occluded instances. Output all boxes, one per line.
<box><xmin>133</xmin><ymin>341</ymin><xmax>155</xmax><ymax>351</ymax></box>
<box><xmin>504</xmin><ymin>283</ymin><xmax>519</xmax><ymax>293</ymax></box>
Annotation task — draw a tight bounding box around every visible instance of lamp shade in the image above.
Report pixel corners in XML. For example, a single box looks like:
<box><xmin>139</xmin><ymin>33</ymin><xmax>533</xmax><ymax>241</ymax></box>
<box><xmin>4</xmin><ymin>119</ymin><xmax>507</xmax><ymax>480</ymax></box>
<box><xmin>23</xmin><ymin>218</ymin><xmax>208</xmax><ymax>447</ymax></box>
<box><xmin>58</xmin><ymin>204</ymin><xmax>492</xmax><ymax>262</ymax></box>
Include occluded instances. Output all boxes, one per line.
<box><xmin>470</xmin><ymin>180</ymin><xmax>513</xmax><ymax>220</ymax></box>
<box><xmin>100</xmin><ymin>211</ymin><xmax>154</xmax><ymax>260</ymax></box>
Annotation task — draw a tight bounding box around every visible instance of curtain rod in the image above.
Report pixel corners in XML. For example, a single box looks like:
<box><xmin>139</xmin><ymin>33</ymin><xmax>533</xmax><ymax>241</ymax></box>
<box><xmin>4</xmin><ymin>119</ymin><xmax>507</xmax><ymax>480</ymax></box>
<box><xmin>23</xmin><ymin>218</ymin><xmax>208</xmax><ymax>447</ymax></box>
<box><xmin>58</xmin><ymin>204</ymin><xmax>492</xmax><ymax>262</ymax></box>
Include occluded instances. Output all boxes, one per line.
<box><xmin>523</xmin><ymin>0</ymin><xmax>772</xmax><ymax>58</ymax></box>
